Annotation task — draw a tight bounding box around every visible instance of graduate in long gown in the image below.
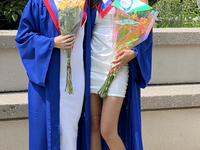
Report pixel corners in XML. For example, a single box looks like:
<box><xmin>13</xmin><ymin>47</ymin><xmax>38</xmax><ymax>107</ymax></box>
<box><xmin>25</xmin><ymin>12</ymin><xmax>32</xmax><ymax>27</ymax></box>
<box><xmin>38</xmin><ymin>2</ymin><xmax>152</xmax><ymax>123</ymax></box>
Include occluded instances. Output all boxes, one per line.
<box><xmin>15</xmin><ymin>0</ymin><xmax>88</xmax><ymax>149</ymax></box>
<box><xmin>78</xmin><ymin>0</ymin><xmax>153</xmax><ymax>149</ymax></box>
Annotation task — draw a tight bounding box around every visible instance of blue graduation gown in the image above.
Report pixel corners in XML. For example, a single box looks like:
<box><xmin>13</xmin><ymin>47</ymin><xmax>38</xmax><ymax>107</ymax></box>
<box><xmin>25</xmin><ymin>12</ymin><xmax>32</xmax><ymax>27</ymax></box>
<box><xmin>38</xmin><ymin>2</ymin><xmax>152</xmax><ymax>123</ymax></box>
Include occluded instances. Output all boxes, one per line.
<box><xmin>15</xmin><ymin>0</ymin><xmax>89</xmax><ymax>149</ymax></box>
<box><xmin>78</xmin><ymin>7</ymin><xmax>153</xmax><ymax>150</ymax></box>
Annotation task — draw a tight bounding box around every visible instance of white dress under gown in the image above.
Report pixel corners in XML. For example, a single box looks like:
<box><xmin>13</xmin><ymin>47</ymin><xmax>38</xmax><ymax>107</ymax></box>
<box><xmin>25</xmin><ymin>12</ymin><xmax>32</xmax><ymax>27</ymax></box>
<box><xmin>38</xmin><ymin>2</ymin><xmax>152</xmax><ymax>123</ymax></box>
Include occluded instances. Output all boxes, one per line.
<box><xmin>90</xmin><ymin>7</ymin><xmax>129</xmax><ymax>97</ymax></box>
<box><xmin>54</xmin><ymin>0</ymin><xmax>85</xmax><ymax>150</ymax></box>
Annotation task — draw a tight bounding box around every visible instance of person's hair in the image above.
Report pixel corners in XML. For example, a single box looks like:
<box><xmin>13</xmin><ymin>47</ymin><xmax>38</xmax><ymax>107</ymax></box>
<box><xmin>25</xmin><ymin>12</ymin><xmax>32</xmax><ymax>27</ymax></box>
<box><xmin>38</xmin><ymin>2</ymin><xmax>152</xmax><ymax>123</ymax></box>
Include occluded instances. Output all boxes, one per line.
<box><xmin>91</xmin><ymin>0</ymin><xmax>101</xmax><ymax>11</ymax></box>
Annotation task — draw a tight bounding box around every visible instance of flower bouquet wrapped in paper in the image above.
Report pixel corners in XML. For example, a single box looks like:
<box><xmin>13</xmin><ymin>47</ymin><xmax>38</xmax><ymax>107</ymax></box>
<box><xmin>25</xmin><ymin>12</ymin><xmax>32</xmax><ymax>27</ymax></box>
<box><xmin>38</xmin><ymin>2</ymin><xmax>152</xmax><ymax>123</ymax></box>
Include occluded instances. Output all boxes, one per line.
<box><xmin>57</xmin><ymin>0</ymin><xmax>85</xmax><ymax>94</ymax></box>
<box><xmin>98</xmin><ymin>0</ymin><xmax>158</xmax><ymax>98</ymax></box>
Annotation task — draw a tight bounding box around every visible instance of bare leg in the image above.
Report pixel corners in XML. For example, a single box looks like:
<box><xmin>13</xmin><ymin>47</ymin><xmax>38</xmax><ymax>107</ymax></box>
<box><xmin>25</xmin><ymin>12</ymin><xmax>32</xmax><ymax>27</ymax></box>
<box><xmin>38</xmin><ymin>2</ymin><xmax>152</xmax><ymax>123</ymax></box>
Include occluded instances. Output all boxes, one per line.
<box><xmin>100</xmin><ymin>96</ymin><xmax>126</xmax><ymax>150</ymax></box>
<box><xmin>90</xmin><ymin>93</ymin><xmax>102</xmax><ymax>150</ymax></box>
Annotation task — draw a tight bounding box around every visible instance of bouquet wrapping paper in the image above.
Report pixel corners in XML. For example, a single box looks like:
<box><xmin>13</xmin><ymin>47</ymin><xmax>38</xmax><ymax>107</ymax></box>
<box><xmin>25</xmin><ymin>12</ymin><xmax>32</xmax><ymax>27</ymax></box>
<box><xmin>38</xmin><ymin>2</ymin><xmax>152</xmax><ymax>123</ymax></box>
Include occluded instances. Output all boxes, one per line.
<box><xmin>98</xmin><ymin>0</ymin><xmax>158</xmax><ymax>98</ymax></box>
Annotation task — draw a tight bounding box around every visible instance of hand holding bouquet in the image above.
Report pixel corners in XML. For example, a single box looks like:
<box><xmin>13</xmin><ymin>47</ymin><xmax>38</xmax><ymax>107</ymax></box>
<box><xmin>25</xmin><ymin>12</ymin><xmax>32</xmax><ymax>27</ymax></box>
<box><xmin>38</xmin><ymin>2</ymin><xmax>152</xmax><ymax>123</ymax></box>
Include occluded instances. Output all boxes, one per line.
<box><xmin>57</xmin><ymin>0</ymin><xmax>85</xmax><ymax>94</ymax></box>
<box><xmin>97</xmin><ymin>0</ymin><xmax>158</xmax><ymax>98</ymax></box>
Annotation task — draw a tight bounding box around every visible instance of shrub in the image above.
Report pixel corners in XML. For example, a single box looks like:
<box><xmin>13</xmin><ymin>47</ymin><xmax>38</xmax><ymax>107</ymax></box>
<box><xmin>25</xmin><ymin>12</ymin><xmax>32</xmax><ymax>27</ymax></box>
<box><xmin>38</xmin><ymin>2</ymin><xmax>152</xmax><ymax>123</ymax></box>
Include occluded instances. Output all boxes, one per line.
<box><xmin>1</xmin><ymin>0</ymin><xmax>199</xmax><ymax>29</ymax></box>
<box><xmin>152</xmin><ymin>0</ymin><xmax>200</xmax><ymax>27</ymax></box>
<box><xmin>0</xmin><ymin>0</ymin><xmax>28</xmax><ymax>29</ymax></box>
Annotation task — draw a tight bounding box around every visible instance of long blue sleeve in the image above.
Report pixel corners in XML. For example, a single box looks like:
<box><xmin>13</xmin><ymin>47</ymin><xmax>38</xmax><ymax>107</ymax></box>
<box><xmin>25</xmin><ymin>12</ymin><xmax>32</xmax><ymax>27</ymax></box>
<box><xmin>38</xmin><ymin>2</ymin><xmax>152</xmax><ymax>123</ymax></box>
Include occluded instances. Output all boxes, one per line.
<box><xmin>129</xmin><ymin>30</ymin><xmax>153</xmax><ymax>88</ymax></box>
<box><xmin>15</xmin><ymin>0</ymin><xmax>54</xmax><ymax>87</ymax></box>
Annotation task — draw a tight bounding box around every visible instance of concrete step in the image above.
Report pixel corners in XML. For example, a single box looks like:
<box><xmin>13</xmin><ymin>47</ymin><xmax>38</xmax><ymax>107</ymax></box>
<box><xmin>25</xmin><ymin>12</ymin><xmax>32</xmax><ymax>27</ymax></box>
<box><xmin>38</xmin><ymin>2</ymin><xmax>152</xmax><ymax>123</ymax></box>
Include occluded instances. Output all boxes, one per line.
<box><xmin>0</xmin><ymin>84</ymin><xmax>200</xmax><ymax>150</ymax></box>
<box><xmin>1</xmin><ymin>84</ymin><xmax>200</xmax><ymax>120</ymax></box>
<box><xmin>141</xmin><ymin>83</ymin><xmax>200</xmax><ymax>110</ymax></box>
<box><xmin>0</xmin><ymin>92</ymin><xmax>28</xmax><ymax>120</ymax></box>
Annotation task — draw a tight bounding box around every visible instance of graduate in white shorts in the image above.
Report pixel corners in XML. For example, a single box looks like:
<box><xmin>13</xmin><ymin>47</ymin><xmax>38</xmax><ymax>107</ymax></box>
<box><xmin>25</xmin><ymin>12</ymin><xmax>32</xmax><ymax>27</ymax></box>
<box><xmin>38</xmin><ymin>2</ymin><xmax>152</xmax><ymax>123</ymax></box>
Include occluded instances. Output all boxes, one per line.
<box><xmin>78</xmin><ymin>0</ymin><xmax>153</xmax><ymax>149</ymax></box>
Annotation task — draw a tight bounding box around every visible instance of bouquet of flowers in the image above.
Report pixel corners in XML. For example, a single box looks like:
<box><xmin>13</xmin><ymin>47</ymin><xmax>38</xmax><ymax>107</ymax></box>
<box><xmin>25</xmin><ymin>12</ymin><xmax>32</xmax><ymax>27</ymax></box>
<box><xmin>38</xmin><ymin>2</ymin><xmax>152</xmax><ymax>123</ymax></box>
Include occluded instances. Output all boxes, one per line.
<box><xmin>97</xmin><ymin>0</ymin><xmax>158</xmax><ymax>98</ymax></box>
<box><xmin>57</xmin><ymin>0</ymin><xmax>85</xmax><ymax>94</ymax></box>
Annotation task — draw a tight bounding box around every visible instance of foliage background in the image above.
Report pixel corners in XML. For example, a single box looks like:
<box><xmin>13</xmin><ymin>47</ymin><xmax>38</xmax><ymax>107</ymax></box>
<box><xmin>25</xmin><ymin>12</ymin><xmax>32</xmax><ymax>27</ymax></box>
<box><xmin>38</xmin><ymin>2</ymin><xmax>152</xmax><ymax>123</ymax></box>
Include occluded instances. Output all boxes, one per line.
<box><xmin>152</xmin><ymin>0</ymin><xmax>200</xmax><ymax>27</ymax></box>
<box><xmin>0</xmin><ymin>0</ymin><xmax>28</xmax><ymax>29</ymax></box>
<box><xmin>0</xmin><ymin>0</ymin><xmax>199</xmax><ymax>29</ymax></box>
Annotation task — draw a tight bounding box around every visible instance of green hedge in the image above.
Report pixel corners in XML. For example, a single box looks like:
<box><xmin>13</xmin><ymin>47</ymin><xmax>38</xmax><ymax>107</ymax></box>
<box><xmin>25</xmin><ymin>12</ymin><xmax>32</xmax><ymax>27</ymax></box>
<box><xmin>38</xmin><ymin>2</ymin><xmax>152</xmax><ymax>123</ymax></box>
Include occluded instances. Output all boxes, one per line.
<box><xmin>0</xmin><ymin>0</ymin><xmax>158</xmax><ymax>29</ymax></box>
<box><xmin>0</xmin><ymin>0</ymin><xmax>28</xmax><ymax>29</ymax></box>
<box><xmin>1</xmin><ymin>0</ymin><xmax>198</xmax><ymax>29</ymax></box>
<box><xmin>152</xmin><ymin>0</ymin><xmax>200</xmax><ymax>27</ymax></box>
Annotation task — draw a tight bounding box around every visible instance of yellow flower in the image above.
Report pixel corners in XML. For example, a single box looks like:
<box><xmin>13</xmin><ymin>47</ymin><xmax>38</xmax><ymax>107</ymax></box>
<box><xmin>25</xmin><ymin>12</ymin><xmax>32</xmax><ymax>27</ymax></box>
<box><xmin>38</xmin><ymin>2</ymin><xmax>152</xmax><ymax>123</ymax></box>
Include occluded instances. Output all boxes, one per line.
<box><xmin>70</xmin><ymin>1</ymin><xmax>77</xmax><ymax>8</ymax></box>
<box><xmin>77</xmin><ymin>0</ymin><xmax>85</xmax><ymax>8</ymax></box>
<box><xmin>57</xmin><ymin>0</ymin><xmax>68</xmax><ymax>10</ymax></box>
<box><xmin>57</xmin><ymin>0</ymin><xmax>85</xmax><ymax>10</ymax></box>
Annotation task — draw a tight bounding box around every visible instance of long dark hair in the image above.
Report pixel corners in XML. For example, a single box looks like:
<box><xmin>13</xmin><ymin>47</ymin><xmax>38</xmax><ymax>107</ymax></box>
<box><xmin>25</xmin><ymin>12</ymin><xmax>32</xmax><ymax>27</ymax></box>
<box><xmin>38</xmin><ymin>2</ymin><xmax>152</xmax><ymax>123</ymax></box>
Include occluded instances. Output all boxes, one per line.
<box><xmin>90</xmin><ymin>0</ymin><xmax>102</xmax><ymax>11</ymax></box>
<box><xmin>91</xmin><ymin>0</ymin><xmax>114</xmax><ymax>11</ymax></box>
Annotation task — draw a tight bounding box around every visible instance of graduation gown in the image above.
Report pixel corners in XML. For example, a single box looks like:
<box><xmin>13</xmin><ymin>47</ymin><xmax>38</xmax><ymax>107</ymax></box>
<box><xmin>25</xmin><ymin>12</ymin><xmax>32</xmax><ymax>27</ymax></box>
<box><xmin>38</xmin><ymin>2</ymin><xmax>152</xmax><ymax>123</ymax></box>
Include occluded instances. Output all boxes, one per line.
<box><xmin>78</xmin><ymin>2</ymin><xmax>153</xmax><ymax>150</ymax></box>
<box><xmin>15</xmin><ymin>0</ymin><xmax>88</xmax><ymax>149</ymax></box>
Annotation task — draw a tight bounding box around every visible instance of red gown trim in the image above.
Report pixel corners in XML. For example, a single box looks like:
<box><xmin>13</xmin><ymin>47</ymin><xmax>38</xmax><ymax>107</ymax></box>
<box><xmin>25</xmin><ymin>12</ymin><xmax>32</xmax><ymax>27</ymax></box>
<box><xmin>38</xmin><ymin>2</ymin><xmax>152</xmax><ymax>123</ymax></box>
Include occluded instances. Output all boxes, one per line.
<box><xmin>43</xmin><ymin>0</ymin><xmax>61</xmax><ymax>34</ymax></box>
<box><xmin>96</xmin><ymin>2</ymin><xmax>113</xmax><ymax>18</ymax></box>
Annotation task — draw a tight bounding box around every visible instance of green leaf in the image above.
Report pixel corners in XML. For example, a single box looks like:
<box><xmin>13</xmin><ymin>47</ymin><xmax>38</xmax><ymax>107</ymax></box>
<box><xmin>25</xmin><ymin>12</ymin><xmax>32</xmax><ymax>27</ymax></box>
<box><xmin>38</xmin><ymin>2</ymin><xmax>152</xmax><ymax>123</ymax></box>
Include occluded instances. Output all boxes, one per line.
<box><xmin>72</xmin><ymin>7</ymin><xmax>79</xmax><ymax>18</ymax></box>
<box><xmin>5</xmin><ymin>4</ymin><xmax>9</xmax><ymax>10</ymax></box>
<box><xmin>3</xmin><ymin>11</ymin><xmax>8</xmax><ymax>17</ymax></box>
<box><xmin>11</xmin><ymin>1</ymin><xmax>18</xmax><ymax>7</ymax></box>
<box><xmin>7</xmin><ymin>14</ymin><xmax>11</xmax><ymax>23</ymax></box>
<box><xmin>12</xmin><ymin>12</ymin><xmax>18</xmax><ymax>22</ymax></box>
<box><xmin>12</xmin><ymin>5</ymin><xmax>26</xmax><ymax>9</ymax></box>
<box><xmin>184</xmin><ymin>24</ymin><xmax>189</xmax><ymax>27</ymax></box>
<box><xmin>16</xmin><ymin>9</ymin><xmax>22</xmax><ymax>15</ymax></box>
